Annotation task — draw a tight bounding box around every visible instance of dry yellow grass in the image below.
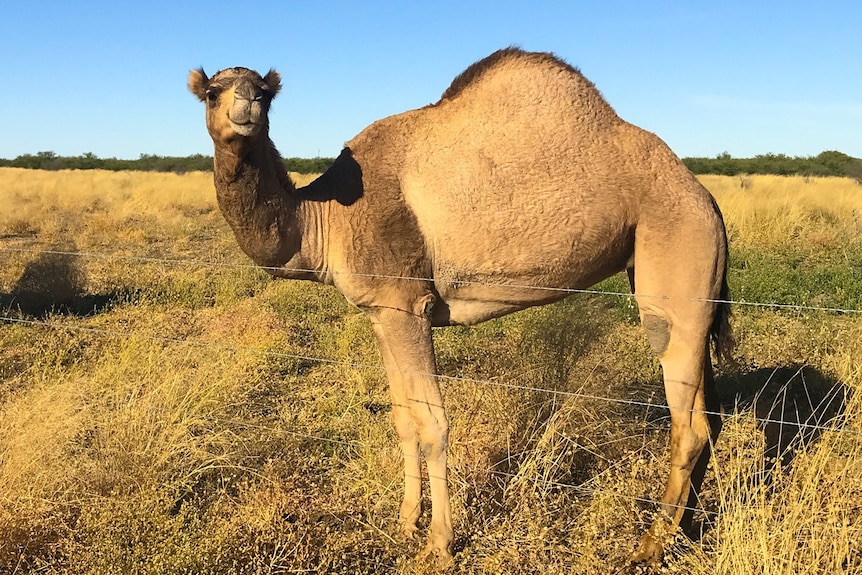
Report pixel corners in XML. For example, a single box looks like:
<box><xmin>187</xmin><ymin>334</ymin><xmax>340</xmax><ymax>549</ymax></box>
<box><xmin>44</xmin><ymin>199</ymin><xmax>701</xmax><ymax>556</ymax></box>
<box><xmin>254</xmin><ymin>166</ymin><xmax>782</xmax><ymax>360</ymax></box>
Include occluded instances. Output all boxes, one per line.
<box><xmin>700</xmin><ymin>174</ymin><xmax>862</xmax><ymax>251</ymax></box>
<box><xmin>0</xmin><ymin>167</ymin><xmax>319</xmax><ymax>248</ymax></box>
<box><xmin>0</xmin><ymin>169</ymin><xmax>860</xmax><ymax>574</ymax></box>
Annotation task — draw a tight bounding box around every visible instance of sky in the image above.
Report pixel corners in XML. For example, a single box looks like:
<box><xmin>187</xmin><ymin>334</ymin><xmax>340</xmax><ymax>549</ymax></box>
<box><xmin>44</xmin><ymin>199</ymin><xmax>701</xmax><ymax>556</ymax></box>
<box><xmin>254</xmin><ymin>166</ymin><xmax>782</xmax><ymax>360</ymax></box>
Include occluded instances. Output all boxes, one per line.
<box><xmin>3</xmin><ymin>1</ymin><xmax>860</xmax><ymax>161</ymax></box>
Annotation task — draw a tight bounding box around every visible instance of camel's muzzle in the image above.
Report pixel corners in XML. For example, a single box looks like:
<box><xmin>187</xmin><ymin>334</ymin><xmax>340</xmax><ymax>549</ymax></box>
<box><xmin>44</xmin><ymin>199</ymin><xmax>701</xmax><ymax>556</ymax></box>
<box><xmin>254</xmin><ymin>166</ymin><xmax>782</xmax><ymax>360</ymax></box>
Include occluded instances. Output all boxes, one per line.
<box><xmin>228</xmin><ymin>89</ymin><xmax>265</xmax><ymax>136</ymax></box>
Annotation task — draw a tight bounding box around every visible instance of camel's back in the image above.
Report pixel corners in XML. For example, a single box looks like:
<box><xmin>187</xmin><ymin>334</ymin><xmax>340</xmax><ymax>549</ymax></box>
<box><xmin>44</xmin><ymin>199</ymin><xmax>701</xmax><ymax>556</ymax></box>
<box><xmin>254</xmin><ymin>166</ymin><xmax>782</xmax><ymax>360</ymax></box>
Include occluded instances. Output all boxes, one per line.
<box><xmin>404</xmin><ymin>49</ymin><xmax>624</xmax><ymax>169</ymax></box>
<box><xmin>395</xmin><ymin>47</ymin><xmax>654</xmax><ymax>222</ymax></box>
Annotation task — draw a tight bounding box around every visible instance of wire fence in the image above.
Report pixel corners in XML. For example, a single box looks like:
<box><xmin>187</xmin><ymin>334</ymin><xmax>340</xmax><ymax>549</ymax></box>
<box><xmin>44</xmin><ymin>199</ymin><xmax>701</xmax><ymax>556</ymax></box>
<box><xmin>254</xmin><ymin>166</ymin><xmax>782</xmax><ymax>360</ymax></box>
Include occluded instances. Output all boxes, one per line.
<box><xmin>0</xmin><ymin>312</ymin><xmax>853</xmax><ymax>437</ymax></box>
<box><xmin>1</xmin><ymin>244</ymin><xmax>857</xmax><ymax>434</ymax></box>
<box><xmin>3</xmin><ymin>245</ymin><xmax>862</xmax><ymax>315</ymax></box>
<box><xmin>0</xmin><ymin>244</ymin><xmax>859</xmax><ymax>518</ymax></box>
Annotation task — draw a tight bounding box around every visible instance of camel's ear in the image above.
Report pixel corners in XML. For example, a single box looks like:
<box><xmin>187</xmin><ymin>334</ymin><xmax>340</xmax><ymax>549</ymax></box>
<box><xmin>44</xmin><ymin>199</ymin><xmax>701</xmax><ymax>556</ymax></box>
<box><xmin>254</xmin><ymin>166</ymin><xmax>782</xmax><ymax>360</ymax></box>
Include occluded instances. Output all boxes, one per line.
<box><xmin>263</xmin><ymin>69</ymin><xmax>282</xmax><ymax>98</ymax></box>
<box><xmin>188</xmin><ymin>68</ymin><xmax>209</xmax><ymax>102</ymax></box>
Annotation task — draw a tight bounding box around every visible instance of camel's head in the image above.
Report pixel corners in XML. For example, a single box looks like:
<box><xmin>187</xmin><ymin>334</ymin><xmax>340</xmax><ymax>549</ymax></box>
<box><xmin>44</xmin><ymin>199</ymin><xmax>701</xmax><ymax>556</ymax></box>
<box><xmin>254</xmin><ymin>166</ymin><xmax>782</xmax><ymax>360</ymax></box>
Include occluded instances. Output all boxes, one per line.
<box><xmin>188</xmin><ymin>67</ymin><xmax>281</xmax><ymax>143</ymax></box>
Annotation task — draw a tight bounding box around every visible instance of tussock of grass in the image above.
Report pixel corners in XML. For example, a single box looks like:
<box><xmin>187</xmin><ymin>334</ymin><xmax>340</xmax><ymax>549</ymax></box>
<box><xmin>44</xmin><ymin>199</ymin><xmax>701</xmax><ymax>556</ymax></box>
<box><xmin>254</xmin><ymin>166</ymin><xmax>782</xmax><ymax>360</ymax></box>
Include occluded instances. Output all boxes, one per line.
<box><xmin>0</xmin><ymin>171</ymin><xmax>860</xmax><ymax>573</ymax></box>
<box><xmin>673</xmin><ymin>372</ymin><xmax>862</xmax><ymax>575</ymax></box>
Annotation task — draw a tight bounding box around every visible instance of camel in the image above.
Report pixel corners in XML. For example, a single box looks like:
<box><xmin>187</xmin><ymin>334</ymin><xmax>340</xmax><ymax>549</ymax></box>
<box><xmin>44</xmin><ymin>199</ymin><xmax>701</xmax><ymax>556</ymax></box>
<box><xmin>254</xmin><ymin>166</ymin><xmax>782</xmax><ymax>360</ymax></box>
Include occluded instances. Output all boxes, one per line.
<box><xmin>188</xmin><ymin>47</ymin><xmax>732</xmax><ymax>565</ymax></box>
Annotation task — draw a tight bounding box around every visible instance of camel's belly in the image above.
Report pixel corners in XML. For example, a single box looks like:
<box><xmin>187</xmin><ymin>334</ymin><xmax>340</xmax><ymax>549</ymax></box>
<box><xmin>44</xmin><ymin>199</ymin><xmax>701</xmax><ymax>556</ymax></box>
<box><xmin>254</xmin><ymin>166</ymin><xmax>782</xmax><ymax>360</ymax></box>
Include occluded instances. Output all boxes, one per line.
<box><xmin>428</xmin><ymin>257</ymin><xmax>625</xmax><ymax>327</ymax></box>
<box><xmin>431</xmin><ymin>290</ymin><xmax>566</xmax><ymax>326</ymax></box>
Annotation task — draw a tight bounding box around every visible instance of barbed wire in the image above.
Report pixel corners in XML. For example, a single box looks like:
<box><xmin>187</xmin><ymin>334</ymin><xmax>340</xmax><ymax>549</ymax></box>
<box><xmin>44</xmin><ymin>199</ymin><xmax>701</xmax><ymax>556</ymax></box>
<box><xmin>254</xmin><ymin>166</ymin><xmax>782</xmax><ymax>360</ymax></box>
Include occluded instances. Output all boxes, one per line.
<box><xmin>0</xmin><ymin>243</ymin><xmax>858</xmax><ymax>519</ymax></box>
<box><xmin>0</xmin><ymin>296</ymin><xmax>859</xmax><ymax>528</ymax></box>
<box><xmin>1</xmin><ymin>314</ymin><xmax>854</xmax><ymax>437</ymax></box>
<box><xmin>2</xmin><ymin>245</ymin><xmax>862</xmax><ymax>315</ymax></box>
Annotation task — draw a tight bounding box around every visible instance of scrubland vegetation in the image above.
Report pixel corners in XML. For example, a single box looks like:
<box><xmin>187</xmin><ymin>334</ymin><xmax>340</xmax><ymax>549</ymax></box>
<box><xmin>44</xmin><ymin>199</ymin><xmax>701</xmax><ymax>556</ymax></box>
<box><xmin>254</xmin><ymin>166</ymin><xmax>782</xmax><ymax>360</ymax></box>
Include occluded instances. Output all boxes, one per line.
<box><xmin>0</xmin><ymin>168</ymin><xmax>860</xmax><ymax>574</ymax></box>
<box><xmin>684</xmin><ymin>150</ymin><xmax>862</xmax><ymax>180</ymax></box>
<box><xmin>4</xmin><ymin>149</ymin><xmax>862</xmax><ymax>181</ymax></box>
<box><xmin>0</xmin><ymin>152</ymin><xmax>334</xmax><ymax>176</ymax></box>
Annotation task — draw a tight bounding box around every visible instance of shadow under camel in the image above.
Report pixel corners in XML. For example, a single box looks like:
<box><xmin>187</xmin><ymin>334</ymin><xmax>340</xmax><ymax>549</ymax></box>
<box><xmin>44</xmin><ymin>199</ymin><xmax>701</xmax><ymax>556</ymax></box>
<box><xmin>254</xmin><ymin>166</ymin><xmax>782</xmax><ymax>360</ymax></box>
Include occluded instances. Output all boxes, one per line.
<box><xmin>717</xmin><ymin>363</ymin><xmax>848</xmax><ymax>471</ymax></box>
<box><xmin>0</xmin><ymin>246</ymin><xmax>115</xmax><ymax>318</ymax></box>
<box><xmin>676</xmin><ymin>363</ymin><xmax>851</xmax><ymax>544</ymax></box>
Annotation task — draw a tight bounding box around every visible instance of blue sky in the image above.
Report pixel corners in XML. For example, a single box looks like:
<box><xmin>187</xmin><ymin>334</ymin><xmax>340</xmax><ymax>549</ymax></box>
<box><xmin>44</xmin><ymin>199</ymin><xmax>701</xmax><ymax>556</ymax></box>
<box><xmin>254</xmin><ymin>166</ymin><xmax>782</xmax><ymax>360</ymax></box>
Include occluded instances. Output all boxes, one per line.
<box><xmin>3</xmin><ymin>1</ymin><xmax>860</xmax><ymax>160</ymax></box>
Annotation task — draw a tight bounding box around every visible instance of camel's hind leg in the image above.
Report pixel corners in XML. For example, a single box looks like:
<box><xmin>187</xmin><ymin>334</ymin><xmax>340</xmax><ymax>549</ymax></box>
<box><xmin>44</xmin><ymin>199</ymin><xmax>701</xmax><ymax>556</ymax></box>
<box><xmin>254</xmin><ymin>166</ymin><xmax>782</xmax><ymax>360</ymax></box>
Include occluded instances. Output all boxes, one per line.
<box><xmin>628</xmin><ymin>233</ymin><xmax>725</xmax><ymax>563</ymax></box>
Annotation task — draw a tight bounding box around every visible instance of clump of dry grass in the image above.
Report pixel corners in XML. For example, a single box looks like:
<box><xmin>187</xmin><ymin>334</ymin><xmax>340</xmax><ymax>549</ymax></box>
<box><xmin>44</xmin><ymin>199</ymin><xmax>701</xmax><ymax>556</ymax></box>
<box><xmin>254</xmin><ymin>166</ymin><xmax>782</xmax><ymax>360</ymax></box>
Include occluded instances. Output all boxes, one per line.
<box><xmin>0</xmin><ymin>299</ymin><xmax>299</xmax><ymax>571</ymax></box>
<box><xmin>0</xmin><ymin>171</ymin><xmax>860</xmax><ymax>573</ymax></box>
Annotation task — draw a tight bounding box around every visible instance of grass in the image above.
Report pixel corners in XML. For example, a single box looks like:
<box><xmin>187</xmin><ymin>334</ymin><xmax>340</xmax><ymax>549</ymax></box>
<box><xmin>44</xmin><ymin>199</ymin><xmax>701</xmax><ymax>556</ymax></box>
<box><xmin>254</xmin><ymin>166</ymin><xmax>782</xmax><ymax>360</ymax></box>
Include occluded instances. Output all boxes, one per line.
<box><xmin>0</xmin><ymin>169</ymin><xmax>860</xmax><ymax>574</ymax></box>
<box><xmin>702</xmin><ymin>174</ymin><xmax>862</xmax><ymax>312</ymax></box>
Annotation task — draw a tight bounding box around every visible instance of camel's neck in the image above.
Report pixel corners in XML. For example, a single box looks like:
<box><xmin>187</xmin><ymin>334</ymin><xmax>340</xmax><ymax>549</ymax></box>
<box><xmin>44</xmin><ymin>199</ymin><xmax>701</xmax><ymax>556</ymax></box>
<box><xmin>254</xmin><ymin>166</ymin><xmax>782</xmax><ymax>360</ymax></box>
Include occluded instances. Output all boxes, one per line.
<box><xmin>212</xmin><ymin>137</ymin><xmax>324</xmax><ymax>279</ymax></box>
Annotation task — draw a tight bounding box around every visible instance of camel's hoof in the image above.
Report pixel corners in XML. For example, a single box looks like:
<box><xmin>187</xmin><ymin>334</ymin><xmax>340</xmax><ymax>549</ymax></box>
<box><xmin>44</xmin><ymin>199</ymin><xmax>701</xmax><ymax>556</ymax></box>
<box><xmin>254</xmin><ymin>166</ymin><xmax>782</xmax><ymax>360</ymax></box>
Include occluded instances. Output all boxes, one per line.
<box><xmin>416</xmin><ymin>541</ymin><xmax>454</xmax><ymax>570</ymax></box>
<box><xmin>396</xmin><ymin>521</ymin><xmax>419</xmax><ymax>542</ymax></box>
<box><xmin>630</xmin><ymin>532</ymin><xmax>664</xmax><ymax>566</ymax></box>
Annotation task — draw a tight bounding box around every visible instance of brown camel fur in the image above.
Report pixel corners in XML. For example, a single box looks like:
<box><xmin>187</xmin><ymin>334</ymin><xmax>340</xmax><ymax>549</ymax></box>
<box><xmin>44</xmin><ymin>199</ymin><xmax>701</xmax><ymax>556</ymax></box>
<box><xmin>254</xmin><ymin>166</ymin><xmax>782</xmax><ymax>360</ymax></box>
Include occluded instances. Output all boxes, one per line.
<box><xmin>189</xmin><ymin>47</ymin><xmax>732</xmax><ymax>565</ymax></box>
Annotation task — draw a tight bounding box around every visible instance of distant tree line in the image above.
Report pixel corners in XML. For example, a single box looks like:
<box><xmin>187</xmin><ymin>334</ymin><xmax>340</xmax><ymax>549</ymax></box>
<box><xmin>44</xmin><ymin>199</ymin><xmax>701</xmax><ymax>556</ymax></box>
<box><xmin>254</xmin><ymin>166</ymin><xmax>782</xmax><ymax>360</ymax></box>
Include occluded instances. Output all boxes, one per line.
<box><xmin>2</xmin><ymin>150</ymin><xmax>861</xmax><ymax>181</ymax></box>
<box><xmin>682</xmin><ymin>150</ymin><xmax>862</xmax><ymax>182</ymax></box>
<box><xmin>0</xmin><ymin>151</ymin><xmax>336</xmax><ymax>175</ymax></box>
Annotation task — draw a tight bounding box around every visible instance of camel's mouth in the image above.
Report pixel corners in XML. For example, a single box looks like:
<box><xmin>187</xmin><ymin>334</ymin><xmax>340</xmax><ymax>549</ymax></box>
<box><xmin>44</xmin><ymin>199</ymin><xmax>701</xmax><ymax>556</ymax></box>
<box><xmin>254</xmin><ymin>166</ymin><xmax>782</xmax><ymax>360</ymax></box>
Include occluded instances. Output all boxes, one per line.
<box><xmin>228</xmin><ymin>119</ymin><xmax>261</xmax><ymax>137</ymax></box>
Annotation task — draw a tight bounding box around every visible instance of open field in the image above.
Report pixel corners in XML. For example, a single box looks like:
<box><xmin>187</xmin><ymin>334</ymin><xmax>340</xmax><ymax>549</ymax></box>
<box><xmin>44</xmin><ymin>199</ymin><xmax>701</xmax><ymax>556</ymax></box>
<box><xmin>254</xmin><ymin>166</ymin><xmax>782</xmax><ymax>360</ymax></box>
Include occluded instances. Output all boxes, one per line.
<box><xmin>1</xmin><ymin>168</ymin><xmax>861</xmax><ymax>574</ymax></box>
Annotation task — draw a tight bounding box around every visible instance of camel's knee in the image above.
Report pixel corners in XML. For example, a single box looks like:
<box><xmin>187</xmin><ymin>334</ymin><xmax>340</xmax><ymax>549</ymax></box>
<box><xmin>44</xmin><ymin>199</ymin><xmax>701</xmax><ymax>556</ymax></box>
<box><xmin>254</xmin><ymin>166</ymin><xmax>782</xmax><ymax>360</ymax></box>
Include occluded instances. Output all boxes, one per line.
<box><xmin>418</xmin><ymin>426</ymin><xmax>449</xmax><ymax>460</ymax></box>
<box><xmin>642</xmin><ymin>313</ymin><xmax>671</xmax><ymax>357</ymax></box>
<box><xmin>391</xmin><ymin>408</ymin><xmax>417</xmax><ymax>442</ymax></box>
<box><xmin>412</xmin><ymin>399</ymin><xmax>449</xmax><ymax>459</ymax></box>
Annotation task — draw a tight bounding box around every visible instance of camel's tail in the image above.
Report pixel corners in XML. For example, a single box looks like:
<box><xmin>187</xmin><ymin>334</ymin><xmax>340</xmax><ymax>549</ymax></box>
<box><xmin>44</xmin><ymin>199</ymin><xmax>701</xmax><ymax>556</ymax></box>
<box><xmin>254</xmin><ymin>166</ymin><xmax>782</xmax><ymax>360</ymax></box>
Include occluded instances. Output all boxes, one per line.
<box><xmin>710</xmin><ymin>272</ymin><xmax>734</xmax><ymax>366</ymax></box>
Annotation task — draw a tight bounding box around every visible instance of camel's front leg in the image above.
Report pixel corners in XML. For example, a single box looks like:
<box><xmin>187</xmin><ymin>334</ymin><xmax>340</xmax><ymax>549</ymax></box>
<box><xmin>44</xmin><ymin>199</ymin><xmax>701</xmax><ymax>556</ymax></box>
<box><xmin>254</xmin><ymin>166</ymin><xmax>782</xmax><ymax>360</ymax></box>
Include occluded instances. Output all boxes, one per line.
<box><xmin>369</xmin><ymin>304</ymin><xmax>454</xmax><ymax>563</ymax></box>
<box><xmin>371</xmin><ymin>318</ymin><xmax>423</xmax><ymax>538</ymax></box>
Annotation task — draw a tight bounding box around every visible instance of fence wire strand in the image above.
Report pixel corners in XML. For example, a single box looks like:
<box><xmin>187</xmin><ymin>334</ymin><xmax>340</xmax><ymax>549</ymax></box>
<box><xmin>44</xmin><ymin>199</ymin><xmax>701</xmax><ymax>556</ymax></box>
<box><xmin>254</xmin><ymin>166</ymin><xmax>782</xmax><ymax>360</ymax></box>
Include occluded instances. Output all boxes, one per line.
<box><xmin>1</xmin><ymin>314</ymin><xmax>854</xmax><ymax>438</ymax></box>
<box><xmin>2</xmin><ymin>245</ymin><xmax>862</xmax><ymax>315</ymax></box>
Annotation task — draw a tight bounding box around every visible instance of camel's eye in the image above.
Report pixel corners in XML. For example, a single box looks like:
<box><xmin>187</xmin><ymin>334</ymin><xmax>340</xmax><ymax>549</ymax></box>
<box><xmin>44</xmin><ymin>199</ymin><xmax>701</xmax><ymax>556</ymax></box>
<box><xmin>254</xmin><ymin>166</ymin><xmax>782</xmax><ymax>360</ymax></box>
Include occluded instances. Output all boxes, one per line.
<box><xmin>205</xmin><ymin>89</ymin><xmax>219</xmax><ymax>106</ymax></box>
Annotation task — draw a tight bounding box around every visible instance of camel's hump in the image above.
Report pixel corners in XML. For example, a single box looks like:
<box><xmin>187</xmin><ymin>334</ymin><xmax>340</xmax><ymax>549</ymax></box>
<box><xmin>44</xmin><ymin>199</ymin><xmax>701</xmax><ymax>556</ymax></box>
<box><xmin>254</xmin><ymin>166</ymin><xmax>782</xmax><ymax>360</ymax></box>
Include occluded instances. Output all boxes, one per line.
<box><xmin>439</xmin><ymin>46</ymin><xmax>594</xmax><ymax>101</ymax></box>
